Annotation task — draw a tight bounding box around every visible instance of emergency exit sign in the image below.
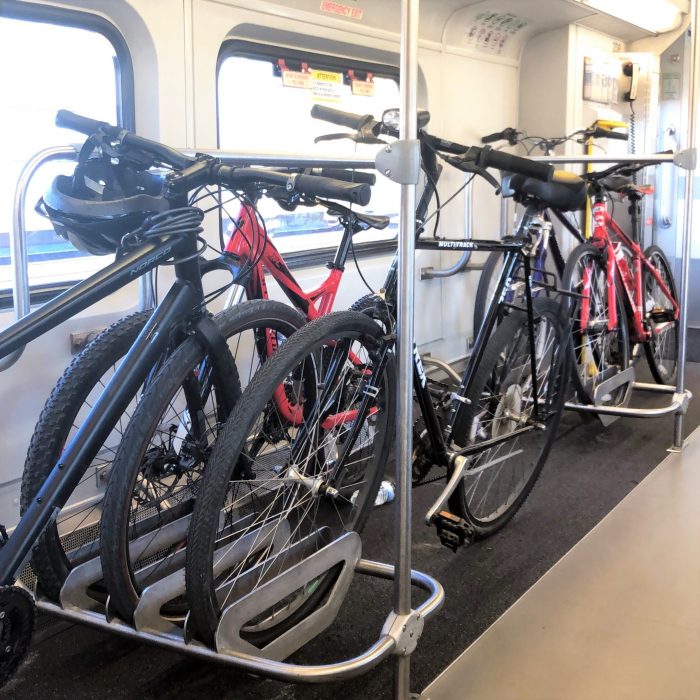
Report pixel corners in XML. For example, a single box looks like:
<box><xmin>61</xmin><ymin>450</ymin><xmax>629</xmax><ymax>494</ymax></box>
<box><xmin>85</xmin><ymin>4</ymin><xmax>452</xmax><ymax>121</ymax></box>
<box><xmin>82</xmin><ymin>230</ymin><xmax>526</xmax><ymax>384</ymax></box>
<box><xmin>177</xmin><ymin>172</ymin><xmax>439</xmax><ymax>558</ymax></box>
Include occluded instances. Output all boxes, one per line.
<box><xmin>320</xmin><ymin>1</ymin><xmax>364</xmax><ymax>20</ymax></box>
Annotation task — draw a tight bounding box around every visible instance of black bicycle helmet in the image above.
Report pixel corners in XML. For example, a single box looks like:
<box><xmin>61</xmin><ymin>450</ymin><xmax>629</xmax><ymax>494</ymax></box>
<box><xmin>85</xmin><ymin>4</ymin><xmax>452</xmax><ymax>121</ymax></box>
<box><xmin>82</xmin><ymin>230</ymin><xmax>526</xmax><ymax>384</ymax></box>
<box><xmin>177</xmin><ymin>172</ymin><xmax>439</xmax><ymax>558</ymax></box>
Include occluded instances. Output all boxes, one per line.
<box><xmin>41</xmin><ymin>157</ymin><xmax>169</xmax><ymax>255</ymax></box>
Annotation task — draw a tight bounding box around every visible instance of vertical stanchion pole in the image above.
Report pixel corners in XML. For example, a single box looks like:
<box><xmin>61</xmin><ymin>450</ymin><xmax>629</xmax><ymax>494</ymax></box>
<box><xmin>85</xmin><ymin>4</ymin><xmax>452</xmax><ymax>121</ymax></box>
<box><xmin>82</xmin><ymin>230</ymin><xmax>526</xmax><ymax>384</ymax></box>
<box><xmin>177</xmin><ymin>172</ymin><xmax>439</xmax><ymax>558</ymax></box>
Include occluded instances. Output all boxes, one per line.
<box><xmin>674</xmin><ymin>0</ymin><xmax>699</xmax><ymax>449</ymax></box>
<box><xmin>394</xmin><ymin>0</ymin><xmax>419</xmax><ymax>697</ymax></box>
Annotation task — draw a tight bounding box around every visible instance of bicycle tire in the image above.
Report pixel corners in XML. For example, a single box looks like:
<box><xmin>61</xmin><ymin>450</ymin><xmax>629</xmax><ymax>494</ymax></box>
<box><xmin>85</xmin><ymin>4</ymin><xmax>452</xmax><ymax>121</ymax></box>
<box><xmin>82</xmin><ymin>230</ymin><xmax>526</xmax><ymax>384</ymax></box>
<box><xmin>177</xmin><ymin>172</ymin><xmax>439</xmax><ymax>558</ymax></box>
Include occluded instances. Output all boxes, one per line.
<box><xmin>449</xmin><ymin>297</ymin><xmax>568</xmax><ymax>536</ymax></box>
<box><xmin>473</xmin><ymin>250</ymin><xmax>508</xmax><ymax>339</ymax></box>
<box><xmin>99</xmin><ymin>300</ymin><xmax>306</xmax><ymax>623</ymax></box>
<box><xmin>562</xmin><ymin>242</ymin><xmax>630</xmax><ymax>405</ymax></box>
<box><xmin>642</xmin><ymin>245</ymin><xmax>678</xmax><ymax>384</ymax></box>
<box><xmin>186</xmin><ymin>310</ymin><xmax>395</xmax><ymax>648</ymax></box>
<box><xmin>19</xmin><ymin>311</ymin><xmax>152</xmax><ymax>600</ymax></box>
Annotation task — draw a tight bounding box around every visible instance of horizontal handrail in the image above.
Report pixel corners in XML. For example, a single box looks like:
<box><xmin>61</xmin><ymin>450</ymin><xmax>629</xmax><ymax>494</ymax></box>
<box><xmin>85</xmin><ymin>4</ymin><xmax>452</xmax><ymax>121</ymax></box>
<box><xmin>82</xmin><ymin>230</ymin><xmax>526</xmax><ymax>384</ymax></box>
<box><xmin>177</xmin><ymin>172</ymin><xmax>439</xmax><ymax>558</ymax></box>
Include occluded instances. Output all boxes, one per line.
<box><xmin>0</xmin><ymin>145</ymin><xmax>80</xmax><ymax>373</ymax></box>
<box><xmin>421</xmin><ymin>176</ymin><xmax>473</xmax><ymax>280</ymax></box>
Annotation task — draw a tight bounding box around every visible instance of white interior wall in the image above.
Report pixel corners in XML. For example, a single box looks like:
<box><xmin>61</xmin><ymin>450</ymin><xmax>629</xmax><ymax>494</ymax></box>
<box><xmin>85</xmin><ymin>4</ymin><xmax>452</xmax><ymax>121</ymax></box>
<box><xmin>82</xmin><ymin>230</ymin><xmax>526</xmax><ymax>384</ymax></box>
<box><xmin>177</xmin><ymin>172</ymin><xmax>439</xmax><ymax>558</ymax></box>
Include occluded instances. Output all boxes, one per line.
<box><xmin>0</xmin><ymin>0</ymin><xmax>520</xmax><ymax>524</ymax></box>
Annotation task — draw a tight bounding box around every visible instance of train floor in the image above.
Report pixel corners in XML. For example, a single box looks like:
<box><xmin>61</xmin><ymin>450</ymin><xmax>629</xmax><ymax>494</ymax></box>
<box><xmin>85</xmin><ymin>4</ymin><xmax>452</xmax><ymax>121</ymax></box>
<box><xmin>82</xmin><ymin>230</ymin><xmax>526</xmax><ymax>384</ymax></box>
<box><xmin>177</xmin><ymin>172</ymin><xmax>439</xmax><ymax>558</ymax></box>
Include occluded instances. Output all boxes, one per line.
<box><xmin>5</xmin><ymin>363</ymin><xmax>700</xmax><ymax>700</ymax></box>
<box><xmin>424</xmin><ymin>402</ymin><xmax>700</xmax><ymax>700</ymax></box>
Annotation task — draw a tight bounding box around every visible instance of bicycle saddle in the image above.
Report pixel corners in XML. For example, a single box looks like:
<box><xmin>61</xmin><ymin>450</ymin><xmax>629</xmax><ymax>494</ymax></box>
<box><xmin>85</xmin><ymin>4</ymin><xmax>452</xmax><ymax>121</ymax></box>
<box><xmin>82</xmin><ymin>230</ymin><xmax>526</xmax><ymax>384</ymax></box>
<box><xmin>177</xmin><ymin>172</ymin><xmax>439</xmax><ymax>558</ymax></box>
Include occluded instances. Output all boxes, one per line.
<box><xmin>354</xmin><ymin>212</ymin><xmax>391</xmax><ymax>230</ymax></box>
<box><xmin>507</xmin><ymin>173</ymin><xmax>587</xmax><ymax>212</ymax></box>
<box><xmin>601</xmin><ymin>175</ymin><xmax>654</xmax><ymax>197</ymax></box>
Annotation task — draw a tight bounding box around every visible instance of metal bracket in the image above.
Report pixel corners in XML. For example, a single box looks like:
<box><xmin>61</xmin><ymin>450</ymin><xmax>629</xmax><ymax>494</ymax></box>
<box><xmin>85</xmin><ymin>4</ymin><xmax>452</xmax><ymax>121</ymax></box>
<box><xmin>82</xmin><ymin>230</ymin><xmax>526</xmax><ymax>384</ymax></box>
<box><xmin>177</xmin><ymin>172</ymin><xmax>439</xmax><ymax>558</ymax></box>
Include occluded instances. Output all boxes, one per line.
<box><xmin>375</xmin><ymin>140</ymin><xmax>420</xmax><ymax>185</ymax></box>
<box><xmin>674</xmin><ymin>147</ymin><xmax>696</xmax><ymax>170</ymax></box>
<box><xmin>674</xmin><ymin>390</ymin><xmax>691</xmax><ymax>414</ymax></box>
<box><xmin>382</xmin><ymin>609</ymin><xmax>425</xmax><ymax>657</ymax></box>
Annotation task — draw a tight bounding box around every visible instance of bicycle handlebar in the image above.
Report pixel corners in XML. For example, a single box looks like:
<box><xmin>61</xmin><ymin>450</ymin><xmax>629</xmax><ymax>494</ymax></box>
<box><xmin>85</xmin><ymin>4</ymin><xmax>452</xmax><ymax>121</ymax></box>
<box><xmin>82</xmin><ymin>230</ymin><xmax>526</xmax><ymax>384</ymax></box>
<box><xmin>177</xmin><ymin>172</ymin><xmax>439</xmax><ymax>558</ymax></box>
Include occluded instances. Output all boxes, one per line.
<box><xmin>592</xmin><ymin>126</ymin><xmax>628</xmax><ymax>141</ymax></box>
<box><xmin>481</xmin><ymin>127</ymin><xmax>520</xmax><ymax>146</ymax></box>
<box><xmin>476</xmin><ymin>147</ymin><xmax>554</xmax><ymax>181</ymax></box>
<box><xmin>219</xmin><ymin>167</ymin><xmax>371</xmax><ymax>206</ymax></box>
<box><xmin>56</xmin><ymin>110</ymin><xmax>372</xmax><ymax>205</ymax></box>
<box><xmin>310</xmin><ymin>167</ymin><xmax>376</xmax><ymax>186</ymax></box>
<box><xmin>56</xmin><ymin>110</ymin><xmax>195</xmax><ymax>170</ymax></box>
<box><xmin>55</xmin><ymin>110</ymin><xmax>110</xmax><ymax>135</ymax></box>
<box><xmin>310</xmin><ymin>104</ymin><xmax>376</xmax><ymax>131</ymax></box>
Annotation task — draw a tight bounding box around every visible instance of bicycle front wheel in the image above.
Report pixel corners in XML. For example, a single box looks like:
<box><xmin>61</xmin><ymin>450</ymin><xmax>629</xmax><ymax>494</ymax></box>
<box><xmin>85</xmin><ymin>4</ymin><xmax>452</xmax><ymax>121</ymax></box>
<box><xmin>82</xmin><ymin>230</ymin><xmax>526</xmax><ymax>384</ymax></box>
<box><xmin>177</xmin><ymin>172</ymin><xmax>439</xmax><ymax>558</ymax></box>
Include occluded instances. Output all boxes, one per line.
<box><xmin>449</xmin><ymin>297</ymin><xmax>568</xmax><ymax>536</ymax></box>
<box><xmin>562</xmin><ymin>243</ymin><xmax>630</xmax><ymax>405</ymax></box>
<box><xmin>186</xmin><ymin>310</ymin><xmax>395</xmax><ymax>648</ymax></box>
<box><xmin>19</xmin><ymin>311</ymin><xmax>151</xmax><ymax>600</ymax></box>
<box><xmin>643</xmin><ymin>245</ymin><xmax>678</xmax><ymax>384</ymax></box>
<box><xmin>99</xmin><ymin>300</ymin><xmax>305</xmax><ymax>623</ymax></box>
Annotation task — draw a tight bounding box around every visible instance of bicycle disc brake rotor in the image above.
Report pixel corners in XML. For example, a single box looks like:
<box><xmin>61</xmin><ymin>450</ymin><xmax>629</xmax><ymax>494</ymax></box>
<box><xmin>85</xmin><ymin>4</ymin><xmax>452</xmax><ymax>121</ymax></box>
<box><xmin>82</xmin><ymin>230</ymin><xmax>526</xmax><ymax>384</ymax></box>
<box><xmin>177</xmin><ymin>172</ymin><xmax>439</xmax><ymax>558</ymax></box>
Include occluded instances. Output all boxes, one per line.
<box><xmin>0</xmin><ymin>586</ymin><xmax>35</xmax><ymax>687</ymax></box>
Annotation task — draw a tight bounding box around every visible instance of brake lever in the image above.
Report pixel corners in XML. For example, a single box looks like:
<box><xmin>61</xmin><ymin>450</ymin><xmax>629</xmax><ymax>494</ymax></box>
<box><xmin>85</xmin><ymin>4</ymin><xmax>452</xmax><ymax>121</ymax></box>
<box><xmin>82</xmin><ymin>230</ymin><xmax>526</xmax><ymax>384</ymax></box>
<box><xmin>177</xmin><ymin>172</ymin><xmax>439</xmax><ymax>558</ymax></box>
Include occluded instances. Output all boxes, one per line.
<box><xmin>314</xmin><ymin>131</ymin><xmax>387</xmax><ymax>145</ymax></box>
<box><xmin>445</xmin><ymin>155</ymin><xmax>501</xmax><ymax>193</ymax></box>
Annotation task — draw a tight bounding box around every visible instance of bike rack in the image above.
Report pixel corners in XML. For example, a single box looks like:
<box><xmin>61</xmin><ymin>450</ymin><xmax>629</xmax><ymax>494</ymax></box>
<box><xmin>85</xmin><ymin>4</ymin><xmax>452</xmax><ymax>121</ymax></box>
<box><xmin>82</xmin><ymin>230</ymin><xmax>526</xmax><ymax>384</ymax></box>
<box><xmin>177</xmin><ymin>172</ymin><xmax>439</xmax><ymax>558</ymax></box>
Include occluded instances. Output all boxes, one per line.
<box><xmin>28</xmin><ymin>506</ymin><xmax>443</xmax><ymax>684</ymax></box>
<box><xmin>6</xmin><ymin>4</ymin><xmax>441</xmax><ymax>695</ymax></box>
<box><xmin>524</xmin><ymin>150</ymin><xmax>696</xmax><ymax>440</ymax></box>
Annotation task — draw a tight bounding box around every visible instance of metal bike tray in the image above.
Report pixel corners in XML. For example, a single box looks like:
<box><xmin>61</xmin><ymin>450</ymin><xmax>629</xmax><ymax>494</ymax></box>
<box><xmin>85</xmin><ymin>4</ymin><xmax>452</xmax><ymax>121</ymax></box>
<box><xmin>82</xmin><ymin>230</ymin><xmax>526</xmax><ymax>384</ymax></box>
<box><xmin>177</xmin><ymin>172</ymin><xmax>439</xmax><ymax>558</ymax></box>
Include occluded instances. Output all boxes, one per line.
<box><xmin>134</xmin><ymin>517</ymin><xmax>290</xmax><ymax>636</ymax></box>
<box><xmin>60</xmin><ymin>512</ymin><xmax>192</xmax><ymax>612</ymax></box>
<box><xmin>215</xmin><ymin>530</ymin><xmax>361</xmax><ymax>661</ymax></box>
<box><xmin>592</xmin><ymin>365</ymin><xmax>635</xmax><ymax>426</ymax></box>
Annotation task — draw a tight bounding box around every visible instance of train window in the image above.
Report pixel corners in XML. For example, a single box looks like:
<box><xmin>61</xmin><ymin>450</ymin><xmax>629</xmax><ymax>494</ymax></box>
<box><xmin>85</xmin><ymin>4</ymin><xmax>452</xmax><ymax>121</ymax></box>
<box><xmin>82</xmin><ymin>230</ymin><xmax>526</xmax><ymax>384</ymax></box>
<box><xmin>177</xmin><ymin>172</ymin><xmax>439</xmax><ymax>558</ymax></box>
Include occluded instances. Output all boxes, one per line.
<box><xmin>0</xmin><ymin>9</ymin><xmax>131</xmax><ymax>303</ymax></box>
<box><xmin>217</xmin><ymin>51</ymin><xmax>400</xmax><ymax>256</ymax></box>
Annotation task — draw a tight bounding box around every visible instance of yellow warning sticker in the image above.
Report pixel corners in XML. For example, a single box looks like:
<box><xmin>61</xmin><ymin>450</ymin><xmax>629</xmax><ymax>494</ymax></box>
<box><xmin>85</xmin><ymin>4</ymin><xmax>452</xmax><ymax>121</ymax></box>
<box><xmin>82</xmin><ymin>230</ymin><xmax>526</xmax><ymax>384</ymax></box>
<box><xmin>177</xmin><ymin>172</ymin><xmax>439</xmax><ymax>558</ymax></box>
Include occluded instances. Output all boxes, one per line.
<box><xmin>311</xmin><ymin>69</ymin><xmax>343</xmax><ymax>102</ymax></box>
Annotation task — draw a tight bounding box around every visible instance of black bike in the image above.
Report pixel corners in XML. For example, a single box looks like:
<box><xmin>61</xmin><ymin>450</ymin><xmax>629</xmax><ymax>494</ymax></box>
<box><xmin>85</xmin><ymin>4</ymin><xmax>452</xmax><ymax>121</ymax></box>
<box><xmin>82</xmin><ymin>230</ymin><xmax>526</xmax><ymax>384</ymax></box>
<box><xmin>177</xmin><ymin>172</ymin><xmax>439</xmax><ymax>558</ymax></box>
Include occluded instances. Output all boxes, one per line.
<box><xmin>0</xmin><ymin>110</ymin><xmax>371</xmax><ymax>684</ymax></box>
<box><xmin>181</xmin><ymin>105</ymin><xmax>575</xmax><ymax>647</ymax></box>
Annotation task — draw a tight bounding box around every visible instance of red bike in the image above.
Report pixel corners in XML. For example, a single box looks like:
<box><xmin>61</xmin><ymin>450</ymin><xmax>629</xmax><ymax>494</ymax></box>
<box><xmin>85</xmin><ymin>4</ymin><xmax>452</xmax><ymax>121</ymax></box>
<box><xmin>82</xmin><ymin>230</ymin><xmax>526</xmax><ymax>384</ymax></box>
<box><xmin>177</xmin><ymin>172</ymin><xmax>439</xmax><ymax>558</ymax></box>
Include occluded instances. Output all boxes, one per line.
<box><xmin>222</xmin><ymin>184</ymin><xmax>388</xmax><ymax>422</ymax></box>
<box><xmin>563</xmin><ymin>161</ymin><xmax>679</xmax><ymax>407</ymax></box>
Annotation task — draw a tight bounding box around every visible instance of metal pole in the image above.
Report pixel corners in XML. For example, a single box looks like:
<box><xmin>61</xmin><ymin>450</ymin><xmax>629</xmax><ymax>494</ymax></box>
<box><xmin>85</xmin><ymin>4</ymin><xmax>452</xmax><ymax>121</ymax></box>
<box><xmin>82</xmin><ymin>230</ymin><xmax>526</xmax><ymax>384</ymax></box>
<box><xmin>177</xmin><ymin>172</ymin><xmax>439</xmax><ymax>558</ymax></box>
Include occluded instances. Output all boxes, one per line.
<box><xmin>394</xmin><ymin>0</ymin><xmax>419</xmax><ymax>697</ymax></box>
<box><xmin>674</xmin><ymin>0</ymin><xmax>699</xmax><ymax>448</ymax></box>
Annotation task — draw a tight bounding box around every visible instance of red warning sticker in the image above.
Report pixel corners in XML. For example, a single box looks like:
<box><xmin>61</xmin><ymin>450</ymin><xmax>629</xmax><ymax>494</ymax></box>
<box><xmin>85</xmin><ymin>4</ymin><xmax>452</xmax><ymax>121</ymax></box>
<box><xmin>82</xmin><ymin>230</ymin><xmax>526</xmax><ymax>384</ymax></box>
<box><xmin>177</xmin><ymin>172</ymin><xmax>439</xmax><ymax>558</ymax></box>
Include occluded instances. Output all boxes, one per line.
<box><xmin>320</xmin><ymin>1</ymin><xmax>364</xmax><ymax>20</ymax></box>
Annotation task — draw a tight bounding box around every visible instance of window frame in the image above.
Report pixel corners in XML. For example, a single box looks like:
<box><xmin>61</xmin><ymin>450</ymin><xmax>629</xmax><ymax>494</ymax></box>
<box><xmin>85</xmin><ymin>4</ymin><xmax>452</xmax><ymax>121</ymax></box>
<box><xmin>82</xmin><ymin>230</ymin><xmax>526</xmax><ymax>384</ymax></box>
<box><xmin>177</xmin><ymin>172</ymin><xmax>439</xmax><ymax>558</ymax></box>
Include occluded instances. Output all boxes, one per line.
<box><xmin>216</xmin><ymin>39</ymin><xmax>399</xmax><ymax>267</ymax></box>
<box><xmin>0</xmin><ymin>1</ymin><xmax>135</xmax><ymax>310</ymax></box>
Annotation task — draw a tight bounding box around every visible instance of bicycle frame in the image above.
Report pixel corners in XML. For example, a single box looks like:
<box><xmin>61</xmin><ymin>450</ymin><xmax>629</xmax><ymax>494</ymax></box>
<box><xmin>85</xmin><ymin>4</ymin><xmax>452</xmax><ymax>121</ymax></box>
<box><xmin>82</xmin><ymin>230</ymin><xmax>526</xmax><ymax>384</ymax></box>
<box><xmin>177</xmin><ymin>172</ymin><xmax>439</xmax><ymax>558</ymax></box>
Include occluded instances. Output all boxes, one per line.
<box><xmin>225</xmin><ymin>203</ymin><xmax>346</xmax><ymax>320</ymax></box>
<box><xmin>589</xmin><ymin>199</ymin><xmax>679</xmax><ymax>343</ymax></box>
<box><xmin>226</xmin><ymin>201</ymin><xmax>380</xmax><ymax>426</ymax></box>
<box><xmin>0</xmin><ymin>233</ymin><xmax>239</xmax><ymax>585</ymax></box>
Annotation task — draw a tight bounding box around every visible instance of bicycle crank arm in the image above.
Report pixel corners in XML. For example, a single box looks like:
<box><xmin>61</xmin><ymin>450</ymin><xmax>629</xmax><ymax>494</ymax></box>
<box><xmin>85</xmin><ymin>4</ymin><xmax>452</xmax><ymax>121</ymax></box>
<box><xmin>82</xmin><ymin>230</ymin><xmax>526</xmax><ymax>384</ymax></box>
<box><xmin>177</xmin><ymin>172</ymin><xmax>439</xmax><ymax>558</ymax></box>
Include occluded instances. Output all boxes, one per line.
<box><xmin>425</xmin><ymin>449</ymin><xmax>524</xmax><ymax>525</ymax></box>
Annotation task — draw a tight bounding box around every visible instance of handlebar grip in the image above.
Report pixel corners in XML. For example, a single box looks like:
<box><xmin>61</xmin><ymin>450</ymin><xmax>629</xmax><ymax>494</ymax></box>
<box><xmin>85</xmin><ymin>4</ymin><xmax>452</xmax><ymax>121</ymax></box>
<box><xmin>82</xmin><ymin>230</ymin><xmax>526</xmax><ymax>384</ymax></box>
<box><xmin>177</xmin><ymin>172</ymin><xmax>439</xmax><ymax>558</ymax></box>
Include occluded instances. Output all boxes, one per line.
<box><xmin>594</xmin><ymin>126</ymin><xmax>629</xmax><ymax>141</ymax></box>
<box><xmin>294</xmin><ymin>173</ymin><xmax>371</xmax><ymax>206</ymax></box>
<box><xmin>480</xmin><ymin>148</ymin><xmax>554</xmax><ymax>182</ymax></box>
<box><xmin>310</xmin><ymin>104</ymin><xmax>373</xmax><ymax>131</ymax></box>
<box><xmin>55</xmin><ymin>110</ymin><xmax>110</xmax><ymax>135</ymax></box>
<box><xmin>123</xmin><ymin>133</ymin><xmax>194</xmax><ymax>170</ymax></box>
<box><xmin>312</xmin><ymin>167</ymin><xmax>376</xmax><ymax>186</ymax></box>
<box><xmin>481</xmin><ymin>130</ymin><xmax>508</xmax><ymax>144</ymax></box>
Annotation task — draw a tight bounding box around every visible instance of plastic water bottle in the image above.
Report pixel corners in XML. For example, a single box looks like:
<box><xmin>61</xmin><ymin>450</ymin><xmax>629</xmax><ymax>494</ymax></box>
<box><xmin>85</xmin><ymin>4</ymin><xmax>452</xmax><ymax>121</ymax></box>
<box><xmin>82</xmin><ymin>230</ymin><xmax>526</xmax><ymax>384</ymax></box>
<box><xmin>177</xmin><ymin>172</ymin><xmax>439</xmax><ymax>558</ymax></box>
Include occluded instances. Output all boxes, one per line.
<box><xmin>350</xmin><ymin>480</ymin><xmax>395</xmax><ymax>507</ymax></box>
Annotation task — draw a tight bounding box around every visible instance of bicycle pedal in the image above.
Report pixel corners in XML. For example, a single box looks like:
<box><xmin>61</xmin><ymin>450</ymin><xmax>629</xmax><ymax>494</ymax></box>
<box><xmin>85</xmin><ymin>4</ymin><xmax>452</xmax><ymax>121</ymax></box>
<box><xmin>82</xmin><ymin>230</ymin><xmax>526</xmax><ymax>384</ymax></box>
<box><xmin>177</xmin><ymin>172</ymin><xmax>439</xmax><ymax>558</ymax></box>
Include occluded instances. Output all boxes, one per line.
<box><xmin>432</xmin><ymin>510</ymin><xmax>474</xmax><ymax>552</ymax></box>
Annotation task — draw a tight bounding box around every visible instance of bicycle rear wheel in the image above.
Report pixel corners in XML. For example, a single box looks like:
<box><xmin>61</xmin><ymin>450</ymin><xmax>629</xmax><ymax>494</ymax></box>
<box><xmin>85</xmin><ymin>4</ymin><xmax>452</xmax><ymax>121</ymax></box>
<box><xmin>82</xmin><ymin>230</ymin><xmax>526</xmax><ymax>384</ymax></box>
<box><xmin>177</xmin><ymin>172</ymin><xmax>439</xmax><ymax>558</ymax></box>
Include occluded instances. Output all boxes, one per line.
<box><xmin>562</xmin><ymin>243</ymin><xmax>630</xmax><ymax>405</ymax></box>
<box><xmin>99</xmin><ymin>300</ymin><xmax>305</xmax><ymax>623</ymax></box>
<box><xmin>186</xmin><ymin>311</ymin><xmax>395</xmax><ymax>648</ymax></box>
<box><xmin>449</xmin><ymin>297</ymin><xmax>568</xmax><ymax>536</ymax></box>
<box><xmin>643</xmin><ymin>245</ymin><xmax>678</xmax><ymax>384</ymax></box>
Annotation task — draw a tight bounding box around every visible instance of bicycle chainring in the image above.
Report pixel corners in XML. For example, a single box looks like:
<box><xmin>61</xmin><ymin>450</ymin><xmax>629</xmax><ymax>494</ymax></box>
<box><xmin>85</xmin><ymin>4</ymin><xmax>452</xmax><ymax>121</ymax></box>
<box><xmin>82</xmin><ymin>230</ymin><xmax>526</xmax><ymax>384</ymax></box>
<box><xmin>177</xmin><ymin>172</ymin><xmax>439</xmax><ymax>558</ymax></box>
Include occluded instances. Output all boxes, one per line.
<box><xmin>0</xmin><ymin>586</ymin><xmax>35</xmax><ymax>688</ymax></box>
